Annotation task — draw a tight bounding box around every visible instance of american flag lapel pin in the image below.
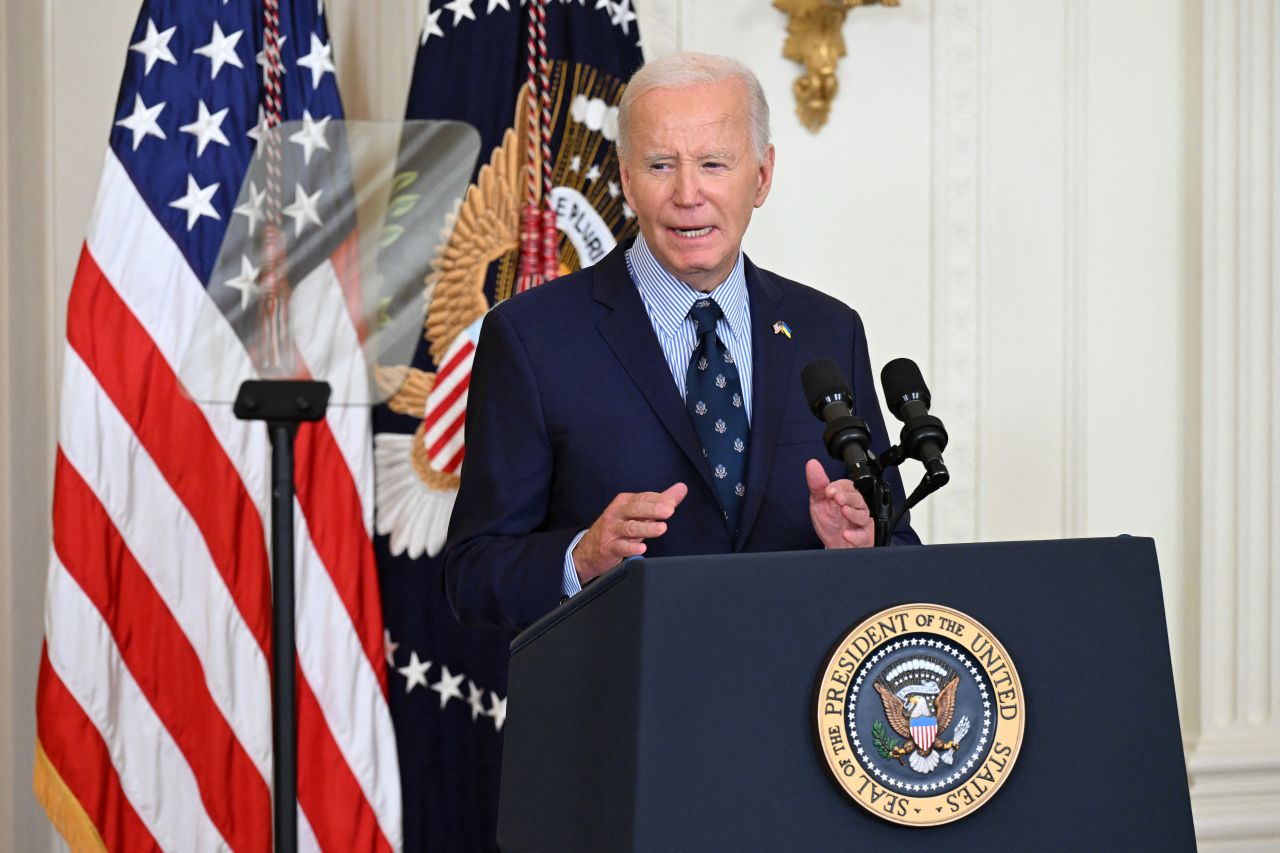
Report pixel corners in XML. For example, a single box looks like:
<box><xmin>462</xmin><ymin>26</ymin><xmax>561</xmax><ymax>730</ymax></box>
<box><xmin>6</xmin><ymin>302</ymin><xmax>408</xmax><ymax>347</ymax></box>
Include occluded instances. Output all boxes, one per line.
<box><xmin>772</xmin><ymin>320</ymin><xmax>792</xmax><ymax>339</ymax></box>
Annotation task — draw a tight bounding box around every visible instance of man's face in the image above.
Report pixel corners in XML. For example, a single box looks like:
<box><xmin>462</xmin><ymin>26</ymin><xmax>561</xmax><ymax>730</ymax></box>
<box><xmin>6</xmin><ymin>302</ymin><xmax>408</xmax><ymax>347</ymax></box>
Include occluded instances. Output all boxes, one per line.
<box><xmin>619</xmin><ymin>78</ymin><xmax>775</xmax><ymax>293</ymax></box>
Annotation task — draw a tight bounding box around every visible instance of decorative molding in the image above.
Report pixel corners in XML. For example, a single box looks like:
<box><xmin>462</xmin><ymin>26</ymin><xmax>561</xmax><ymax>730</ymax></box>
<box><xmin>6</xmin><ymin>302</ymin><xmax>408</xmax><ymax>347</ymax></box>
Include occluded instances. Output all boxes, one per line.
<box><xmin>928</xmin><ymin>0</ymin><xmax>983</xmax><ymax>544</ymax></box>
<box><xmin>1189</xmin><ymin>734</ymin><xmax>1280</xmax><ymax>841</ymax></box>
<box><xmin>1190</xmin><ymin>0</ymin><xmax>1279</xmax><ymax>844</ymax></box>
<box><xmin>1061</xmin><ymin>1</ymin><xmax>1087</xmax><ymax>538</ymax></box>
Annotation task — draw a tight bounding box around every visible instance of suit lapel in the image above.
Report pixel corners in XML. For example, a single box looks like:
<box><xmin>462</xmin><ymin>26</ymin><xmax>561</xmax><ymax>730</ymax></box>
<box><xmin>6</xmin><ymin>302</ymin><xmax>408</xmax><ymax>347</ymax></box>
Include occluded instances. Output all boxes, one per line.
<box><xmin>593</xmin><ymin>243</ymin><xmax>719</xmax><ymax>498</ymax></box>
<box><xmin>736</xmin><ymin>260</ymin><xmax>794</xmax><ymax>548</ymax></box>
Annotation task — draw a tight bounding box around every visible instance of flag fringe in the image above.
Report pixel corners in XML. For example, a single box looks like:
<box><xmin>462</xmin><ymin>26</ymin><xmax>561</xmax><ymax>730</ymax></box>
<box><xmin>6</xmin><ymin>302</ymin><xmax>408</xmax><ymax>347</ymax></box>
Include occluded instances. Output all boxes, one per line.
<box><xmin>32</xmin><ymin>739</ymin><xmax>107</xmax><ymax>853</ymax></box>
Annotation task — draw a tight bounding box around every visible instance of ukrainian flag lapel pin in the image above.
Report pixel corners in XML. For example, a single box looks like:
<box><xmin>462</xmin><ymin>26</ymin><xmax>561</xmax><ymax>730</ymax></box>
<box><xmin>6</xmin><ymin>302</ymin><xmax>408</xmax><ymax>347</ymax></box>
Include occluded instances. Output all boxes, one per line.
<box><xmin>772</xmin><ymin>320</ymin><xmax>792</xmax><ymax>339</ymax></box>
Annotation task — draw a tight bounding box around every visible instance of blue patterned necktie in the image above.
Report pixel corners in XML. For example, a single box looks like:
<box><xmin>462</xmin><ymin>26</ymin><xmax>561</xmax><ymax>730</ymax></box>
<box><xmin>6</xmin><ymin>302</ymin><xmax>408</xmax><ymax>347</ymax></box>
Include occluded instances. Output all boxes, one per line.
<box><xmin>685</xmin><ymin>298</ymin><xmax>750</xmax><ymax>532</ymax></box>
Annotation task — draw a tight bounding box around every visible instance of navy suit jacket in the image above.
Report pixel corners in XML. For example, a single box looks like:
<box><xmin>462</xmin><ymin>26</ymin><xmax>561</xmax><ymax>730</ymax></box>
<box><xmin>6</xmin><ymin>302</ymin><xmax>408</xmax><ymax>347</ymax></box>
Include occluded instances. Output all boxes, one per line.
<box><xmin>443</xmin><ymin>241</ymin><xmax>918</xmax><ymax>631</ymax></box>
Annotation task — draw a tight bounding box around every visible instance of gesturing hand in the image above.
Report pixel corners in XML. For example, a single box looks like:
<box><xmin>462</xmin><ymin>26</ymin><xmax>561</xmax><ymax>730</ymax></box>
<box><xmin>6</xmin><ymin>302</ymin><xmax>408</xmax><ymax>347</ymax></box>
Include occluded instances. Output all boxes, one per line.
<box><xmin>572</xmin><ymin>482</ymin><xmax>689</xmax><ymax>584</ymax></box>
<box><xmin>806</xmin><ymin>459</ymin><xmax>874</xmax><ymax>549</ymax></box>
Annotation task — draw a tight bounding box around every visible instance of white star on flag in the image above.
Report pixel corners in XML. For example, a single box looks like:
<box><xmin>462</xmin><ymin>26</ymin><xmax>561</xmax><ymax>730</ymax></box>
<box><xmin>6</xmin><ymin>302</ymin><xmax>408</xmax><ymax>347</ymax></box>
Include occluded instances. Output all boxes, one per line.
<box><xmin>594</xmin><ymin>0</ymin><xmax>611</xmax><ymax>10</ymax></box>
<box><xmin>297</xmin><ymin>33</ymin><xmax>336</xmax><ymax>90</ymax></box>
<box><xmin>607</xmin><ymin>179</ymin><xmax>620</xmax><ymax>199</ymax></box>
<box><xmin>233</xmin><ymin>180</ymin><xmax>266</xmax><ymax>235</ymax></box>
<box><xmin>115</xmin><ymin>94</ymin><xmax>167</xmax><ymax>151</ymax></box>
<box><xmin>610</xmin><ymin>0</ymin><xmax>637</xmax><ymax>34</ymax></box>
<box><xmin>421</xmin><ymin>3</ymin><xmax>445</xmax><ymax>45</ymax></box>
<box><xmin>224</xmin><ymin>254</ymin><xmax>260</xmax><ymax>310</ymax></box>
<box><xmin>486</xmin><ymin>0</ymin><xmax>510</xmax><ymax>12</ymax></box>
<box><xmin>444</xmin><ymin>0</ymin><xmax>477</xmax><ymax>26</ymax></box>
<box><xmin>383</xmin><ymin>628</ymin><xmax>400</xmax><ymax>667</ymax></box>
<box><xmin>466</xmin><ymin>680</ymin><xmax>486</xmax><ymax>720</ymax></box>
<box><xmin>179</xmin><ymin>100</ymin><xmax>231</xmax><ymax>157</ymax></box>
<box><xmin>622</xmin><ymin>202</ymin><xmax>635</xmax><ymax>219</ymax></box>
<box><xmin>193</xmin><ymin>22</ymin><xmax>244</xmax><ymax>80</ymax></box>
<box><xmin>288</xmin><ymin>110</ymin><xmax>331</xmax><ymax>164</ymax></box>
<box><xmin>246</xmin><ymin>105</ymin><xmax>268</xmax><ymax>144</ymax></box>
<box><xmin>282</xmin><ymin>183</ymin><xmax>324</xmax><ymax>236</ymax></box>
<box><xmin>569</xmin><ymin>154</ymin><xmax>582</xmax><ymax>172</ymax></box>
<box><xmin>431</xmin><ymin>665</ymin><xmax>466</xmax><ymax>709</ymax></box>
<box><xmin>255</xmin><ymin>35</ymin><xmax>287</xmax><ymax>82</ymax></box>
<box><xmin>129</xmin><ymin>18</ymin><xmax>177</xmax><ymax>75</ymax></box>
<box><xmin>397</xmin><ymin>651</ymin><xmax>431</xmax><ymax>693</ymax></box>
<box><xmin>169</xmin><ymin>174</ymin><xmax>221</xmax><ymax>230</ymax></box>
<box><xmin>487</xmin><ymin>692</ymin><xmax>507</xmax><ymax>731</ymax></box>
<box><xmin>585</xmin><ymin>164</ymin><xmax>602</xmax><ymax>182</ymax></box>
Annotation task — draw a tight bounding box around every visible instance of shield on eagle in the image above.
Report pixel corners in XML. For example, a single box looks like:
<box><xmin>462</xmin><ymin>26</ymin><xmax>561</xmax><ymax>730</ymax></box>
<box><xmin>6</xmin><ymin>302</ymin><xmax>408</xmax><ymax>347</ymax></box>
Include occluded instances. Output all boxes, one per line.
<box><xmin>910</xmin><ymin>708</ymin><xmax>938</xmax><ymax>752</ymax></box>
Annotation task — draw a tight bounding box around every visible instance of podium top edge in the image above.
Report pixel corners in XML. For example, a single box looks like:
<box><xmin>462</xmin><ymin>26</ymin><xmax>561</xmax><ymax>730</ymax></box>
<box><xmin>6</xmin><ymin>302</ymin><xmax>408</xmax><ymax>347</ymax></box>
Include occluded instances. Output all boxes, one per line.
<box><xmin>508</xmin><ymin>536</ymin><xmax>1154</xmax><ymax>655</ymax></box>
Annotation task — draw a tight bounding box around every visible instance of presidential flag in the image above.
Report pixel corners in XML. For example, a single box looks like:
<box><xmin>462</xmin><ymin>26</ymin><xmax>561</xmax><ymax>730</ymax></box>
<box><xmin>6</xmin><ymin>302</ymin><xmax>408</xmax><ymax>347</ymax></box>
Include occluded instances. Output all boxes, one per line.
<box><xmin>371</xmin><ymin>1</ymin><xmax>644</xmax><ymax>849</ymax></box>
<box><xmin>34</xmin><ymin>1</ymin><xmax>401</xmax><ymax>850</ymax></box>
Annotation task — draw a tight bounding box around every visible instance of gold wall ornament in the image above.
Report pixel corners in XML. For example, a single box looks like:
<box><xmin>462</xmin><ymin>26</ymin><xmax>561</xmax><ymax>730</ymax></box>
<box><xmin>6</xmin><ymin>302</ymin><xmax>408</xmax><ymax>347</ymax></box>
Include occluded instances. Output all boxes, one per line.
<box><xmin>774</xmin><ymin>0</ymin><xmax>899</xmax><ymax>132</ymax></box>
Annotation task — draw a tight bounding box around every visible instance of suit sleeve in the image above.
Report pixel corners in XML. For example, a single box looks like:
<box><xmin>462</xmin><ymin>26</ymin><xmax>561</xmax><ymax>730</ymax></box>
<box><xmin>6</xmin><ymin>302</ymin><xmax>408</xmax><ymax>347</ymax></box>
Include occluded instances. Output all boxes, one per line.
<box><xmin>442</xmin><ymin>307</ymin><xmax>580</xmax><ymax>631</ymax></box>
<box><xmin>850</xmin><ymin>310</ymin><xmax>922</xmax><ymax>546</ymax></box>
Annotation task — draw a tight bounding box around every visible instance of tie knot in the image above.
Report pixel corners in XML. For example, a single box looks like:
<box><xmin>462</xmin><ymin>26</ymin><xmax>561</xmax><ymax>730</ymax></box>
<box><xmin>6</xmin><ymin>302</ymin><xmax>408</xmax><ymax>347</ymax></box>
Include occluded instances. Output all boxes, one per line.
<box><xmin>688</xmin><ymin>298</ymin><xmax>724</xmax><ymax>337</ymax></box>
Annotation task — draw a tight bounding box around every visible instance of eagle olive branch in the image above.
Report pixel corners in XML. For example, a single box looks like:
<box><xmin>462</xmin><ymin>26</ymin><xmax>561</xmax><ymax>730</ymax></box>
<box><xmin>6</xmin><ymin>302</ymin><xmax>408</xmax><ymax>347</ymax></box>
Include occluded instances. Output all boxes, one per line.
<box><xmin>871</xmin><ymin>720</ymin><xmax>902</xmax><ymax>761</ymax></box>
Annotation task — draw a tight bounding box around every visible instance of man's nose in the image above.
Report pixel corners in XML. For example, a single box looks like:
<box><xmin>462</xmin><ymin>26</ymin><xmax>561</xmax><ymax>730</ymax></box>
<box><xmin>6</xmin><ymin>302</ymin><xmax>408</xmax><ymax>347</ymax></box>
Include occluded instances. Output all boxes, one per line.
<box><xmin>672</xmin><ymin>167</ymin><xmax>702</xmax><ymax>206</ymax></box>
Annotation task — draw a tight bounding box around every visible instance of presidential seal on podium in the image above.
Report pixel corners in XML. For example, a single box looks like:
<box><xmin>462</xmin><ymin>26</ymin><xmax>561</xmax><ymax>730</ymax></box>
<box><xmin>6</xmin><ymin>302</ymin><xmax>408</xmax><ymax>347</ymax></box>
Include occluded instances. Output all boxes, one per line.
<box><xmin>815</xmin><ymin>603</ymin><xmax>1026</xmax><ymax>826</ymax></box>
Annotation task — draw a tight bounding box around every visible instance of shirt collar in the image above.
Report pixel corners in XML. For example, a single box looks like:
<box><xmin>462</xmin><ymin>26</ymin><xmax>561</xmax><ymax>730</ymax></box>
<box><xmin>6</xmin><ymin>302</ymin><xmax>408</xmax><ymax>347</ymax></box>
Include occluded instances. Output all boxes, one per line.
<box><xmin>626</xmin><ymin>232</ymin><xmax>750</xmax><ymax>341</ymax></box>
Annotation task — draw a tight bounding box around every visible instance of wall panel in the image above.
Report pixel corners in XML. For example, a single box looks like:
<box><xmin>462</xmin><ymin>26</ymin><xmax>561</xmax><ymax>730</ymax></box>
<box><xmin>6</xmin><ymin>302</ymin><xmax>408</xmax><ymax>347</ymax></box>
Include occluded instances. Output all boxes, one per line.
<box><xmin>2</xmin><ymin>0</ymin><xmax>57</xmax><ymax>847</ymax></box>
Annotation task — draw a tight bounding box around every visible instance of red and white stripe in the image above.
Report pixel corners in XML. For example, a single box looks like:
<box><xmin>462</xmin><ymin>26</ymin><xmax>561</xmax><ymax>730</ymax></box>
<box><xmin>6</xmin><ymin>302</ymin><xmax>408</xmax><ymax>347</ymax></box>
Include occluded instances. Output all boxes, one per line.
<box><xmin>422</xmin><ymin>333</ymin><xmax>476</xmax><ymax>475</ymax></box>
<box><xmin>36</xmin><ymin>148</ymin><xmax>401</xmax><ymax>850</ymax></box>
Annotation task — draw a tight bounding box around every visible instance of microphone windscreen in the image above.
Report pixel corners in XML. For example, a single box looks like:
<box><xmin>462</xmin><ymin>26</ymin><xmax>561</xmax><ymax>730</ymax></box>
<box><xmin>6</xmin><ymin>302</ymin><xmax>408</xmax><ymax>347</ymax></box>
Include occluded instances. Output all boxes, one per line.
<box><xmin>880</xmin><ymin>358</ymin><xmax>931</xmax><ymax>418</ymax></box>
<box><xmin>800</xmin><ymin>359</ymin><xmax>853</xmax><ymax>415</ymax></box>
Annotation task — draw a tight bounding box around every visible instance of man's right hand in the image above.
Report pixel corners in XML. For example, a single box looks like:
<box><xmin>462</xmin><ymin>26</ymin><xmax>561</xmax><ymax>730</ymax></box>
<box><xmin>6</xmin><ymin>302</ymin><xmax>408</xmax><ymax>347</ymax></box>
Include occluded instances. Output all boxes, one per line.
<box><xmin>572</xmin><ymin>482</ymin><xmax>689</xmax><ymax>584</ymax></box>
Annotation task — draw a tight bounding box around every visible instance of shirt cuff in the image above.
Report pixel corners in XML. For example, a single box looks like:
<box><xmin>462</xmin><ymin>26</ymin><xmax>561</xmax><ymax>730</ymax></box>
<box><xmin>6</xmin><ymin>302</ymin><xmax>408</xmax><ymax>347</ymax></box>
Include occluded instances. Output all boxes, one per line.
<box><xmin>561</xmin><ymin>529</ymin><xmax>588</xmax><ymax>599</ymax></box>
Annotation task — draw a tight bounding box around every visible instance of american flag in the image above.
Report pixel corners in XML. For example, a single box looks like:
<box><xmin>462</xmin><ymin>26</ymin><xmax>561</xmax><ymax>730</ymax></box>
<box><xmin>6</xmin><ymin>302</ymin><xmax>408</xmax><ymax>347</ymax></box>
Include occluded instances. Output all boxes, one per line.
<box><xmin>421</xmin><ymin>334</ymin><xmax>476</xmax><ymax>476</ymax></box>
<box><xmin>33</xmin><ymin>1</ymin><xmax>401</xmax><ymax>850</ymax></box>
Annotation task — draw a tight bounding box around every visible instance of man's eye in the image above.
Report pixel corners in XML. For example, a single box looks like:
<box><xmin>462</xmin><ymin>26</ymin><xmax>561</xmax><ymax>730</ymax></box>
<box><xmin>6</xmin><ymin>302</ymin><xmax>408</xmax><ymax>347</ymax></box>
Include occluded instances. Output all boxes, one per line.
<box><xmin>704</xmin><ymin>161</ymin><xmax>726</xmax><ymax>171</ymax></box>
<box><xmin>651</xmin><ymin>162</ymin><xmax>673</xmax><ymax>173</ymax></box>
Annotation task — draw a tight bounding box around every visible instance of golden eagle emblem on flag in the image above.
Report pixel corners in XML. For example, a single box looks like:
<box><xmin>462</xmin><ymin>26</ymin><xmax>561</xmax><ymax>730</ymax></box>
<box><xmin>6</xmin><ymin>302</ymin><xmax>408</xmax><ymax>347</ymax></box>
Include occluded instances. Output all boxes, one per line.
<box><xmin>375</xmin><ymin>66</ymin><xmax>637</xmax><ymax>559</ymax></box>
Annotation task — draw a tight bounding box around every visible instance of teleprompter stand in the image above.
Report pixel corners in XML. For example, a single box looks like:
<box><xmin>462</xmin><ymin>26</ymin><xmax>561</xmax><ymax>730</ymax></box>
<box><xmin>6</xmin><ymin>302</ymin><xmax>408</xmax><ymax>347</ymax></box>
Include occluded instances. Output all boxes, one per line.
<box><xmin>234</xmin><ymin>379</ymin><xmax>330</xmax><ymax>853</ymax></box>
<box><xmin>497</xmin><ymin>537</ymin><xmax>1195</xmax><ymax>852</ymax></box>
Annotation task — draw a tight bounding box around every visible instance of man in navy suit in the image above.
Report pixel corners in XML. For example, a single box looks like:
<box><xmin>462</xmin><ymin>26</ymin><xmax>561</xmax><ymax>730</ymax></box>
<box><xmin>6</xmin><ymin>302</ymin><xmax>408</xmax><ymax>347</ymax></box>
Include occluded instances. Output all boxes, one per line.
<box><xmin>444</xmin><ymin>53</ymin><xmax>917</xmax><ymax>632</ymax></box>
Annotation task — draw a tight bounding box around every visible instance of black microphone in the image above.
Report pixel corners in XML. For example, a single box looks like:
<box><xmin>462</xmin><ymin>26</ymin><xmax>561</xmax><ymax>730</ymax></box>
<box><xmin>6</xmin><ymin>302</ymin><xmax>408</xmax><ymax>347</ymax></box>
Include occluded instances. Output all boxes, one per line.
<box><xmin>800</xmin><ymin>359</ymin><xmax>875</xmax><ymax>492</ymax></box>
<box><xmin>880</xmin><ymin>358</ymin><xmax>949</xmax><ymax>487</ymax></box>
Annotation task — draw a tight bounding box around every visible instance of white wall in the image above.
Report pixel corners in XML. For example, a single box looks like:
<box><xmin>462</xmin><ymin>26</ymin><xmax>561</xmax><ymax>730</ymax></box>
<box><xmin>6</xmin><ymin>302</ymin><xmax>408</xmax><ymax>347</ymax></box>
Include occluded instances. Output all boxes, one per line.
<box><xmin>1</xmin><ymin>0</ymin><xmax>1275</xmax><ymax>848</ymax></box>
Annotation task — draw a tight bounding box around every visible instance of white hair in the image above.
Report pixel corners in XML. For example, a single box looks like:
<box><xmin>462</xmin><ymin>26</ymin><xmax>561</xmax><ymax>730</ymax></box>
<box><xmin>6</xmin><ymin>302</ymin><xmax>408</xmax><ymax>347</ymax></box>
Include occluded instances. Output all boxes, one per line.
<box><xmin>616</xmin><ymin>52</ymin><xmax>771</xmax><ymax>161</ymax></box>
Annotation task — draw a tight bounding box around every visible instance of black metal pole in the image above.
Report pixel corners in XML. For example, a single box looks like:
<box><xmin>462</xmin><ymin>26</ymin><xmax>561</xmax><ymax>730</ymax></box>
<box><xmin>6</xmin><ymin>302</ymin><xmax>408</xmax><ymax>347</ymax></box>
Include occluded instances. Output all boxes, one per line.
<box><xmin>234</xmin><ymin>379</ymin><xmax>329</xmax><ymax>853</ymax></box>
<box><xmin>873</xmin><ymin>478</ymin><xmax>893</xmax><ymax>548</ymax></box>
<box><xmin>269</xmin><ymin>421</ymin><xmax>298</xmax><ymax>853</ymax></box>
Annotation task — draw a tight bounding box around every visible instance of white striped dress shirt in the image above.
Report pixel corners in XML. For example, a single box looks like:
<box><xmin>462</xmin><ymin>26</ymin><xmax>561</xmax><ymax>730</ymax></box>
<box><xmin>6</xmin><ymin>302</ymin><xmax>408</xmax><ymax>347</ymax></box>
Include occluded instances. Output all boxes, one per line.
<box><xmin>624</xmin><ymin>233</ymin><xmax>754</xmax><ymax>423</ymax></box>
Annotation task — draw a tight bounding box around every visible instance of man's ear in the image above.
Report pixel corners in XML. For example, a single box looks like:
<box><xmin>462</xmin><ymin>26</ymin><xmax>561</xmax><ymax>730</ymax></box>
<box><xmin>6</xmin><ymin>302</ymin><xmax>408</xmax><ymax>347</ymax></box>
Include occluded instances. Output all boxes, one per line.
<box><xmin>754</xmin><ymin>144</ymin><xmax>775</xmax><ymax>208</ymax></box>
<box><xmin>619</xmin><ymin>155</ymin><xmax>634</xmax><ymax>208</ymax></box>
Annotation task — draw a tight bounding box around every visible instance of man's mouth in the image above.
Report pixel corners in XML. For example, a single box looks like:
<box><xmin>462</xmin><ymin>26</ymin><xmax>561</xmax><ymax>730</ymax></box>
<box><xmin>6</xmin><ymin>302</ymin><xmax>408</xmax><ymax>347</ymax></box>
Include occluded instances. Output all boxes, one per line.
<box><xmin>671</xmin><ymin>226</ymin><xmax>713</xmax><ymax>238</ymax></box>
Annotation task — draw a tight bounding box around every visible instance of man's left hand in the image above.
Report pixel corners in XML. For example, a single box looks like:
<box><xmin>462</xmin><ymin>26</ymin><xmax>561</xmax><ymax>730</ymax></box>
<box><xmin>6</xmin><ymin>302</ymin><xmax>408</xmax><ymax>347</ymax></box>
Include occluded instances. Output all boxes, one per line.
<box><xmin>805</xmin><ymin>459</ymin><xmax>874</xmax><ymax>549</ymax></box>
